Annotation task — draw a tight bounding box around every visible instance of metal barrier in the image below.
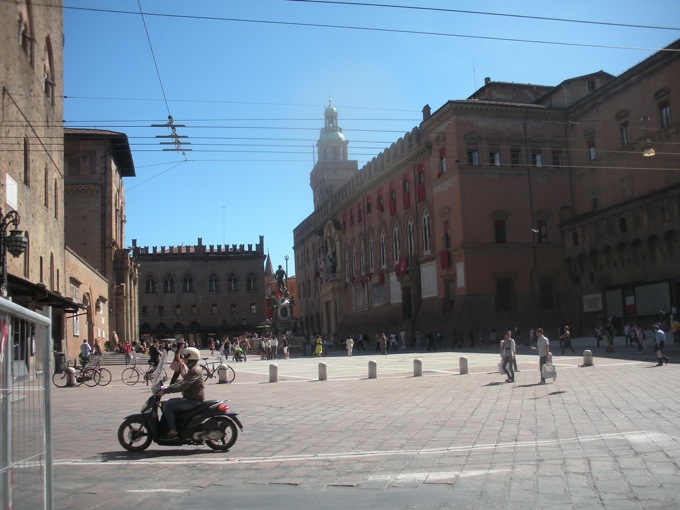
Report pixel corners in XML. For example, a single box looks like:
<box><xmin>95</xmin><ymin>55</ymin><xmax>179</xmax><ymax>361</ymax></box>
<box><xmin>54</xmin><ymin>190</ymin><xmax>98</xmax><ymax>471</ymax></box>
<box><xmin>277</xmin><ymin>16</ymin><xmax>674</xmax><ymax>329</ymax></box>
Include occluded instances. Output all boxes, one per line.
<box><xmin>0</xmin><ymin>298</ymin><xmax>52</xmax><ymax>510</ymax></box>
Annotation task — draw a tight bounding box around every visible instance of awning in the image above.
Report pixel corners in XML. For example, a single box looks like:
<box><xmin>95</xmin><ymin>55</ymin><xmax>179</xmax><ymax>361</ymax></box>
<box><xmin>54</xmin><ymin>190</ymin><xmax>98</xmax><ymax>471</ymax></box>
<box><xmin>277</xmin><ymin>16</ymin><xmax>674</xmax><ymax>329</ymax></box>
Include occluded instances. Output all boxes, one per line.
<box><xmin>7</xmin><ymin>274</ymin><xmax>84</xmax><ymax>313</ymax></box>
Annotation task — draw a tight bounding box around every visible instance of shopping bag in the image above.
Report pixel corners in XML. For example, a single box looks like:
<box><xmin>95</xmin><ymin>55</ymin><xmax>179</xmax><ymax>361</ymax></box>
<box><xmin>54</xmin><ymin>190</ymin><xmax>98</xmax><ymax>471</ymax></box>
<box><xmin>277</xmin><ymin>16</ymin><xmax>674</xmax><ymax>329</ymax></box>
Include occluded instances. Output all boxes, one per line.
<box><xmin>541</xmin><ymin>363</ymin><xmax>557</xmax><ymax>381</ymax></box>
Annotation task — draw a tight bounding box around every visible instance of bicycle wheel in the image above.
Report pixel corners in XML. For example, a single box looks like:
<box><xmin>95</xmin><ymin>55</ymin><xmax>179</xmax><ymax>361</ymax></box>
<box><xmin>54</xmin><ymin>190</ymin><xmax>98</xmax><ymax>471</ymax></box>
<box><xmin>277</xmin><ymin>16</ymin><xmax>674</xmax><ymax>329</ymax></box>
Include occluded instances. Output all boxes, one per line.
<box><xmin>121</xmin><ymin>367</ymin><xmax>140</xmax><ymax>386</ymax></box>
<box><xmin>52</xmin><ymin>371</ymin><xmax>70</xmax><ymax>388</ymax></box>
<box><xmin>201</xmin><ymin>365</ymin><xmax>211</xmax><ymax>382</ymax></box>
<box><xmin>225</xmin><ymin>365</ymin><xmax>236</xmax><ymax>383</ymax></box>
<box><xmin>97</xmin><ymin>367</ymin><xmax>112</xmax><ymax>386</ymax></box>
<box><xmin>81</xmin><ymin>369</ymin><xmax>100</xmax><ymax>387</ymax></box>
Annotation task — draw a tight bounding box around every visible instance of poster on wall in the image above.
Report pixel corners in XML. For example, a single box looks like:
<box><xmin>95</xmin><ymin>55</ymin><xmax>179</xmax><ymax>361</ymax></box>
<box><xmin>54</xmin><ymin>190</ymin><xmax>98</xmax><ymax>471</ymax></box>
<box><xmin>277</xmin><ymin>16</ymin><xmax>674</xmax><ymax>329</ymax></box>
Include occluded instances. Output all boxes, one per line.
<box><xmin>583</xmin><ymin>293</ymin><xmax>603</xmax><ymax>312</ymax></box>
<box><xmin>634</xmin><ymin>282</ymin><xmax>670</xmax><ymax>316</ymax></box>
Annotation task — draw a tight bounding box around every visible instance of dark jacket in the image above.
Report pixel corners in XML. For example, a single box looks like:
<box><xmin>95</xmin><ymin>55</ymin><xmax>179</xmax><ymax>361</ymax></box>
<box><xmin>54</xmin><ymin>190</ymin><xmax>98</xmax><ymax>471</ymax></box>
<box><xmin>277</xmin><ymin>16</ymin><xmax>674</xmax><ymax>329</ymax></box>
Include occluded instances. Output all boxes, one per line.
<box><xmin>164</xmin><ymin>364</ymin><xmax>205</xmax><ymax>401</ymax></box>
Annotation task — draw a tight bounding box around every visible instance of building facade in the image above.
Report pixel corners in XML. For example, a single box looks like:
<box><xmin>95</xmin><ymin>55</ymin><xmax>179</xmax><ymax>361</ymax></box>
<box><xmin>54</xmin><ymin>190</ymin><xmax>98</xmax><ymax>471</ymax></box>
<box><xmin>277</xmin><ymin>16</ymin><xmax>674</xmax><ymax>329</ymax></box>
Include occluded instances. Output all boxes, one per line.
<box><xmin>64</xmin><ymin>128</ymin><xmax>140</xmax><ymax>350</ymax></box>
<box><xmin>134</xmin><ymin>237</ymin><xmax>267</xmax><ymax>345</ymax></box>
<box><xmin>294</xmin><ymin>40</ymin><xmax>680</xmax><ymax>342</ymax></box>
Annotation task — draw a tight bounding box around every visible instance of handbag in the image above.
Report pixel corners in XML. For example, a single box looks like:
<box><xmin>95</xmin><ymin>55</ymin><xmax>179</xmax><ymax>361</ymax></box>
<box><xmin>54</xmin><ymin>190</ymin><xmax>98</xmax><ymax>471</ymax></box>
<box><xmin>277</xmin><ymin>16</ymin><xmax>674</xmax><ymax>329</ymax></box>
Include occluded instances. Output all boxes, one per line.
<box><xmin>170</xmin><ymin>360</ymin><xmax>180</xmax><ymax>371</ymax></box>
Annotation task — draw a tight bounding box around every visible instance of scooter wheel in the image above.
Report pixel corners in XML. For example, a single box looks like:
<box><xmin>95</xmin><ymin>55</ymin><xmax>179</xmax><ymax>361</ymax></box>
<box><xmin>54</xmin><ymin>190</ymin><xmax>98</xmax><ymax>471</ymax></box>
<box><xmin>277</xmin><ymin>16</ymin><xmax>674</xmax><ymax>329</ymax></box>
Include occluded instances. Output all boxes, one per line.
<box><xmin>205</xmin><ymin>416</ymin><xmax>238</xmax><ymax>451</ymax></box>
<box><xmin>118</xmin><ymin>417</ymin><xmax>152</xmax><ymax>452</ymax></box>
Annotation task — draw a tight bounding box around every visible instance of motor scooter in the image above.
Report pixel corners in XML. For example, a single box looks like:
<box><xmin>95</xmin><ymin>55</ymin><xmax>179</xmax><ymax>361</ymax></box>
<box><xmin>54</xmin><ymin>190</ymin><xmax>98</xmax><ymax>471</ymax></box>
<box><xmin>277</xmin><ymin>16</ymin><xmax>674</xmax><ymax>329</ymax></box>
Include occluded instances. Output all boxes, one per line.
<box><xmin>118</xmin><ymin>353</ymin><xmax>243</xmax><ymax>452</ymax></box>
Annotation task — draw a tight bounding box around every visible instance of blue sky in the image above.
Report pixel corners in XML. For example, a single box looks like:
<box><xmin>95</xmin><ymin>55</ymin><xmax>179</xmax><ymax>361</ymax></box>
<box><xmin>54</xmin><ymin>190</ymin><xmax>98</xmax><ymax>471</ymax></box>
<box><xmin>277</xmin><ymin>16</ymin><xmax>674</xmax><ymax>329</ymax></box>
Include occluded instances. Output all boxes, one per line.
<box><xmin>62</xmin><ymin>0</ymin><xmax>680</xmax><ymax>275</ymax></box>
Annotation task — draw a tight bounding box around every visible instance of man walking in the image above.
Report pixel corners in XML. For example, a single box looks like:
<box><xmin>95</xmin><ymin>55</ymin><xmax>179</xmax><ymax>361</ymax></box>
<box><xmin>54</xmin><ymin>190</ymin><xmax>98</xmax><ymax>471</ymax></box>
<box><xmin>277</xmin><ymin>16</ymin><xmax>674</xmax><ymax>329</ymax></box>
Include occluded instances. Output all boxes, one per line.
<box><xmin>500</xmin><ymin>331</ymin><xmax>516</xmax><ymax>383</ymax></box>
<box><xmin>653</xmin><ymin>324</ymin><xmax>670</xmax><ymax>366</ymax></box>
<box><xmin>536</xmin><ymin>328</ymin><xmax>550</xmax><ymax>384</ymax></box>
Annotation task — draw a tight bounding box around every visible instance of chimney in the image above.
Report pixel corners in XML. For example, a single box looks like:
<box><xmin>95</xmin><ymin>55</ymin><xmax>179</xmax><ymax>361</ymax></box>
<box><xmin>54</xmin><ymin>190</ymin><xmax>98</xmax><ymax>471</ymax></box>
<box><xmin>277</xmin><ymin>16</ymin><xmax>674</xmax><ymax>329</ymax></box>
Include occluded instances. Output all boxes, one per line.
<box><xmin>422</xmin><ymin>104</ymin><xmax>431</xmax><ymax>121</ymax></box>
<box><xmin>484</xmin><ymin>77</ymin><xmax>491</xmax><ymax>85</ymax></box>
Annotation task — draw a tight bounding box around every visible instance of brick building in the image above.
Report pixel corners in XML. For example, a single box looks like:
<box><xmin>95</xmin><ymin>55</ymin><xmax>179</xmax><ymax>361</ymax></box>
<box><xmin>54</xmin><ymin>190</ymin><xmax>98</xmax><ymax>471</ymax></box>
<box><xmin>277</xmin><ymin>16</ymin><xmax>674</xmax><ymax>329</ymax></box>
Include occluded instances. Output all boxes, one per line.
<box><xmin>294</xmin><ymin>40</ymin><xmax>680</xmax><ymax>343</ymax></box>
<box><xmin>134</xmin><ymin>237</ymin><xmax>267</xmax><ymax>345</ymax></box>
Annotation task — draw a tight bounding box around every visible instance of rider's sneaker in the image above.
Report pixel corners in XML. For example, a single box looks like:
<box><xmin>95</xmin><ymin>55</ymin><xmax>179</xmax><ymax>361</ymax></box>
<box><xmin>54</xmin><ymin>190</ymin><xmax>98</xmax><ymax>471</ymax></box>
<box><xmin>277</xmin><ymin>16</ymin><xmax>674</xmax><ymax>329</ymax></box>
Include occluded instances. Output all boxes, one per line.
<box><xmin>161</xmin><ymin>430</ymin><xmax>178</xmax><ymax>440</ymax></box>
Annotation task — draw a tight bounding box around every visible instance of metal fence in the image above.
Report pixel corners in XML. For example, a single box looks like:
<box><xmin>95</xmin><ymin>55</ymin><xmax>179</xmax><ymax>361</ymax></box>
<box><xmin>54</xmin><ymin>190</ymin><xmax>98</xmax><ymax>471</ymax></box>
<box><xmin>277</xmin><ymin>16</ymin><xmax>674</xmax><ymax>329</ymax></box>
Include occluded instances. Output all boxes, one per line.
<box><xmin>0</xmin><ymin>299</ymin><xmax>52</xmax><ymax>510</ymax></box>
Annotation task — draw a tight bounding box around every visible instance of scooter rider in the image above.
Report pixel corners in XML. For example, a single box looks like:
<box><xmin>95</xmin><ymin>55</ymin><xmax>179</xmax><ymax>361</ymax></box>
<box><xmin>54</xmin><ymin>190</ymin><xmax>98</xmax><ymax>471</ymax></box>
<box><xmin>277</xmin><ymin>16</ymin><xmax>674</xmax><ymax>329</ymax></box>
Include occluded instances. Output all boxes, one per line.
<box><xmin>157</xmin><ymin>347</ymin><xmax>205</xmax><ymax>439</ymax></box>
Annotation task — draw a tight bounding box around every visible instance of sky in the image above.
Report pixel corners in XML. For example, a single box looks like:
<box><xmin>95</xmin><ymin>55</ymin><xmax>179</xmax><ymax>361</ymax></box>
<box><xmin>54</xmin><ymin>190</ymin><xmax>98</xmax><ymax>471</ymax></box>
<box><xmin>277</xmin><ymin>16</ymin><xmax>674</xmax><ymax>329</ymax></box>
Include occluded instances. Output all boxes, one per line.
<box><xmin>62</xmin><ymin>0</ymin><xmax>680</xmax><ymax>276</ymax></box>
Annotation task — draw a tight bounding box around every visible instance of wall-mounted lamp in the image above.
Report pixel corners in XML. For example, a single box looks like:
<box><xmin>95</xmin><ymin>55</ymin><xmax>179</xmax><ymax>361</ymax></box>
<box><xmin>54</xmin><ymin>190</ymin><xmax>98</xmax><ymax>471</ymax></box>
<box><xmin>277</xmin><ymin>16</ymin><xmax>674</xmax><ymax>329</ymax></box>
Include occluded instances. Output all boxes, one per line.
<box><xmin>0</xmin><ymin>208</ymin><xmax>28</xmax><ymax>297</ymax></box>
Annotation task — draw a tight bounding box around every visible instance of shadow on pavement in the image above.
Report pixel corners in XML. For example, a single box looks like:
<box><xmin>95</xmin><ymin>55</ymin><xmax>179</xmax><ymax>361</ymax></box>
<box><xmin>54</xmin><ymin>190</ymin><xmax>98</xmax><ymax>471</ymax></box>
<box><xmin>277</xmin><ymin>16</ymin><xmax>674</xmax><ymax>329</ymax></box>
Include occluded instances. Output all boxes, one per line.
<box><xmin>99</xmin><ymin>449</ymin><xmax>219</xmax><ymax>461</ymax></box>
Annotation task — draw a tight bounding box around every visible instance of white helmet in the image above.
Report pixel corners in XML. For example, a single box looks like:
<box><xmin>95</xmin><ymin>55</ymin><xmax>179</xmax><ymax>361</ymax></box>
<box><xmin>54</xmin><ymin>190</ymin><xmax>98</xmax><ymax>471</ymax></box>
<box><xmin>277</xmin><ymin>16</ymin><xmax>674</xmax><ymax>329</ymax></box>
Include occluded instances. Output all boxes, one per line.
<box><xmin>180</xmin><ymin>347</ymin><xmax>200</xmax><ymax>362</ymax></box>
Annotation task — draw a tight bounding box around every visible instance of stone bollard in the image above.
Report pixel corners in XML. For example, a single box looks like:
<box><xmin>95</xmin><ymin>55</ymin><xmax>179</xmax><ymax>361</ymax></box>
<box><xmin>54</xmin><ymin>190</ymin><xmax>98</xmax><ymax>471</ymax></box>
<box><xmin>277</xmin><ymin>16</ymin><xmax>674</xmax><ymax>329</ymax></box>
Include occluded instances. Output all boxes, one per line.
<box><xmin>582</xmin><ymin>350</ymin><xmax>594</xmax><ymax>367</ymax></box>
<box><xmin>459</xmin><ymin>356</ymin><xmax>469</xmax><ymax>375</ymax></box>
<box><xmin>269</xmin><ymin>363</ymin><xmax>279</xmax><ymax>383</ymax></box>
<box><xmin>368</xmin><ymin>360</ymin><xmax>377</xmax><ymax>379</ymax></box>
<box><xmin>217</xmin><ymin>362</ymin><xmax>230</xmax><ymax>383</ymax></box>
<box><xmin>414</xmin><ymin>358</ymin><xmax>423</xmax><ymax>377</ymax></box>
<box><xmin>318</xmin><ymin>362</ymin><xmax>328</xmax><ymax>381</ymax></box>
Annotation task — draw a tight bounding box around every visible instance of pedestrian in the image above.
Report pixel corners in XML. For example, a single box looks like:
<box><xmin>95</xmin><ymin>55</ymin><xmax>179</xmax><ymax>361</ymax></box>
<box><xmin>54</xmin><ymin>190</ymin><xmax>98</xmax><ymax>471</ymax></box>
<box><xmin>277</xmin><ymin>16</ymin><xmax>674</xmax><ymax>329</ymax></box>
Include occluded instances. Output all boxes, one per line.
<box><xmin>536</xmin><ymin>328</ymin><xmax>550</xmax><ymax>384</ymax></box>
<box><xmin>80</xmin><ymin>339</ymin><xmax>92</xmax><ymax>369</ymax></box>
<box><xmin>209</xmin><ymin>339</ymin><xmax>215</xmax><ymax>356</ymax></box>
<box><xmin>170</xmin><ymin>339</ymin><xmax>186</xmax><ymax>384</ymax></box>
<box><xmin>346</xmin><ymin>336</ymin><xmax>354</xmax><ymax>356</ymax></box>
<box><xmin>560</xmin><ymin>326</ymin><xmax>575</xmax><ymax>355</ymax></box>
<box><xmin>282</xmin><ymin>336</ymin><xmax>289</xmax><ymax>359</ymax></box>
<box><xmin>399</xmin><ymin>328</ymin><xmax>407</xmax><ymax>350</ymax></box>
<box><xmin>653</xmin><ymin>324</ymin><xmax>670</xmax><ymax>366</ymax></box>
<box><xmin>123</xmin><ymin>341</ymin><xmax>133</xmax><ymax>366</ymax></box>
<box><xmin>375</xmin><ymin>331</ymin><xmax>387</xmax><ymax>355</ymax></box>
<box><xmin>500</xmin><ymin>331</ymin><xmax>516</xmax><ymax>383</ymax></box>
<box><xmin>605</xmin><ymin>315</ymin><xmax>616</xmax><ymax>352</ymax></box>
<box><xmin>271</xmin><ymin>335</ymin><xmax>279</xmax><ymax>359</ymax></box>
<box><xmin>147</xmin><ymin>339</ymin><xmax>161</xmax><ymax>369</ymax></box>
<box><xmin>314</xmin><ymin>335</ymin><xmax>323</xmax><ymax>356</ymax></box>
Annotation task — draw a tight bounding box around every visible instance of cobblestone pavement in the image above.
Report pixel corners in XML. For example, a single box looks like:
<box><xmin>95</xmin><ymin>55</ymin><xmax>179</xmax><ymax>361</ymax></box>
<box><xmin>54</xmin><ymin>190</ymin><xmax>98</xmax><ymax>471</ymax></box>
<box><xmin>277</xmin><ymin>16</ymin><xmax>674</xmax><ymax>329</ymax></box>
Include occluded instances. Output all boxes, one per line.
<box><xmin>51</xmin><ymin>339</ymin><xmax>680</xmax><ymax>509</ymax></box>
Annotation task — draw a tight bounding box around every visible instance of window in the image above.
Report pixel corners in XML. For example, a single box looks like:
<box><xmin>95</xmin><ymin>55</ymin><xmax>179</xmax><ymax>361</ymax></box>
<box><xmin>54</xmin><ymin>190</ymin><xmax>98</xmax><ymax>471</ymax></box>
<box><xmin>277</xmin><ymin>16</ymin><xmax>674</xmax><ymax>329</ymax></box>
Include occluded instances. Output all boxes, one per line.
<box><xmin>619</xmin><ymin>121</ymin><xmax>630</xmax><ymax>146</ymax></box>
<box><xmin>211</xmin><ymin>304</ymin><xmax>219</xmax><ymax>315</ymax></box>
<box><xmin>416</xmin><ymin>164</ymin><xmax>426</xmax><ymax>201</ymax></box>
<box><xmin>209</xmin><ymin>273</ymin><xmax>220</xmax><ymax>292</ymax></box>
<box><xmin>407</xmin><ymin>217</ymin><xmax>415</xmax><ymax>256</ymax></box>
<box><xmin>182</xmin><ymin>274</ymin><xmax>194</xmax><ymax>292</ymax></box>
<box><xmin>531</xmin><ymin>148</ymin><xmax>542</xmax><ymax>167</ymax></box>
<box><xmin>380</xmin><ymin>231</ymin><xmax>387</xmax><ymax>268</ymax></box>
<box><xmin>191</xmin><ymin>305</ymin><xmax>198</xmax><ymax>316</ymax></box>
<box><xmin>175</xmin><ymin>305</ymin><xmax>182</xmax><ymax>316</ymax></box>
<box><xmin>439</xmin><ymin>147</ymin><xmax>447</xmax><ymax>174</ymax></box>
<box><xmin>43</xmin><ymin>36</ymin><xmax>55</xmax><ymax>105</ymax></box>
<box><xmin>494</xmin><ymin>219</ymin><xmax>507</xmax><ymax>244</ymax></box>
<box><xmin>227</xmin><ymin>273</ymin><xmax>238</xmax><ymax>291</ymax></box>
<box><xmin>376</xmin><ymin>189</ymin><xmax>384</xmax><ymax>211</ymax></box>
<box><xmin>141</xmin><ymin>306</ymin><xmax>148</xmax><ymax>317</ymax></box>
<box><xmin>349</xmin><ymin>209</ymin><xmax>354</xmax><ymax>226</ymax></box>
<box><xmin>496</xmin><ymin>278</ymin><xmax>513</xmax><ymax>312</ymax></box>
<box><xmin>23</xmin><ymin>137</ymin><xmax>30</xmax><ymax>186</ymax></box>
<box><xmin>17</xmin><ymin>1</ymin><xmax>33</xmax><ymax>63</ymax></box>
<box><xmin>402</xmin><ymin>177</ymin><xmax>411</xmax><ymax>209</ymax></box>
<box><xmin>369</xmin><ymin>235</ymin><xmax>375</xmax><ymax>273</ymax></box>
<box><xmin>163</xmin><ymin>275</ymin><xmax>175</xmax><ymax>293</ymax></box>
<box><xmin>537</xmin><ymin>219</ymin><xmax>548</xmax><ymax>243</ymax></box>
<box><xmin>157</xmin><ymin>305</ymin><xmax>165</xmax><ymax>317</ymax></box>
<box><xmin>587</xmin><ymin>139</ymin><xmax>596</xmax><ymax>161</ymax></box>
<box><xmin>489</xmin><ymin>148</ymin><xmax>501</xmax><ymax>166</ymax></box>
<box><xmin>389</xmin><ymin>185</ymin><xmax>397</xmax><ymax>215</ymax></box>
<box><xmin>247</xmin><ymin>273</ymin><xmax>256</xmax><ymax>291</ymax></box>
<box><xmin>357</xmin><ymin>204</ymin><xmax>362</xmax><ymax>223</ymax></box>
<box><xmin>392</xmin><ymin>224</ymin><xmax>400</xmax><ymax>262</ymax></box>
<box><xmin>587</xmin><ymin>78</ymin><xmax>596</xmax><ymax>92</ymax></box>
<box><xmin>659</xmin><ymin>100</ymin><xmax>671</xmax><ymax>128</ymax></box>
<box><xmin>44</xmin><ymin>167</ymin><xmax>48</xmax><ymax>208</ymax></box>
<box><xmin>230</xmin><ymin>303</ymin><xmax>238</xmax><ymax>315</ymax></box>
<box><xmin>467</xmin><ymin>145</ymin><xmax>479</xmax><ymax>165</ymax></box>
<box><xmin>366</xmin><ymin>196</ymin><xmax>372</xmax><ymax>214</ymax></box>
<box><xmin>422</xmin><ymin>211</ymin><xmax>431</xmax><ymax>254</ymax></box>
<box><xmin>352</xmin><ymin>245</ymin><xmax>357</xmax><ymax>277</ymax></box>
<box><xmin>510</xmin><ymin>147</ymin><xmax>522</xmax><ymax>166</ymax></box>
<box><xmin>551</xmin><ymin>148</ymin><xmax>563</xmax><ymax>167</ymax></box>
<box><xmin>145</xmin><ymin>275</ymin><xmax>157</xmax><ymax>294</ymax></box>
<box><xmin>360</xmin><ymin>240</ymin><xmax>366</xmax><ymax>275</ymax></box>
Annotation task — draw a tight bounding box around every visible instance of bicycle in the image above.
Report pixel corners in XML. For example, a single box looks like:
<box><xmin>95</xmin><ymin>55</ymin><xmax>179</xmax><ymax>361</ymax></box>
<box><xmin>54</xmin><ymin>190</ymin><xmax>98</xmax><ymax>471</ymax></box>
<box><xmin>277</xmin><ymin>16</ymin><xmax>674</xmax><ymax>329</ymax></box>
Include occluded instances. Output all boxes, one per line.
<box><xmin>121</xmin><ymin>358</ymin><xmax>167</xmax><ymax>386</ymax></box>
<box><xmin>89</xmin><ymin>355</ymin><xmax>112</xmax><ymax>386</ymax></box>
<box><xmin>52</xmin><ymin>360</ymin><xmax>100</xmax><ymax>387</ymax></box>
<box><xmin>200</xmin><ymin>357</ymin><xmax>235</xmax><ymax>383</ymax></box>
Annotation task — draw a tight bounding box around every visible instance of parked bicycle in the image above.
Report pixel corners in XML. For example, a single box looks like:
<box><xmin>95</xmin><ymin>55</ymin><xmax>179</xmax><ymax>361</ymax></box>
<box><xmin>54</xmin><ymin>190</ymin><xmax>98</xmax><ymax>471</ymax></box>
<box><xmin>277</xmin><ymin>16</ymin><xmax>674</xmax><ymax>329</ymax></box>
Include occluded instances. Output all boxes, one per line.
<box><xmin>89</xmin><ymin>355</ymin><xmax>112</xmax><ymax>386</ymax></box>
<box><xmin>121</xmin><ymin>358</ymin><xmax>167</xmax><ymax>386</ymax></box>
<box><xmin>201</xmin><ymin>357</ymin><xmax>235</xmax><ymax>383</ymax></box>
<box><xmin>52</xmin><ymin>360</ymin><xmax>100</xmax><ymax>387</ymax></box>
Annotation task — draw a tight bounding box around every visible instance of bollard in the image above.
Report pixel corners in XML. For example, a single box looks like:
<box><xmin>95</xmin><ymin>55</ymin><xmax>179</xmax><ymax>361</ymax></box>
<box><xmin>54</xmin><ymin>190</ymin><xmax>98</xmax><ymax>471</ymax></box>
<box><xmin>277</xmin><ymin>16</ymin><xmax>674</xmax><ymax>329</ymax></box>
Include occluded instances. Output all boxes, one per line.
<box><xmin>459</xmin><ymin>356</ymin><xmax>469</xmax><ymax>375</ymax></box>
<box><xmin>318</xmin><ymin>362</ymin><xmax>328</xmax><ymax>381</ymax></box>
<box><xmin>368</xmin><ymin>360</ymin><xmax>377</xmax><ymax>379</ymax></box>
<box><xmin>66</xmin><ymin>365</ymin><xmax>76</xmax><ymax>387</ymax></box>
<box><xmin>413</xmin><ymin>358</ymin><xmax>423</xmax><ymax>377</ymax></box>
<box><xmin>217</xmin><ymin>362</ymin><xmax>230</xmax><ymax>383</ymax></box>
<box><xmin>582</xmin><ymin>349</ymin><xmax>594</xmax><ymax>367</ymax></box>
<box><xmin>269</xmin><ymin>363</ymin><xmax>279</xmax><ymax>383</ymax></box>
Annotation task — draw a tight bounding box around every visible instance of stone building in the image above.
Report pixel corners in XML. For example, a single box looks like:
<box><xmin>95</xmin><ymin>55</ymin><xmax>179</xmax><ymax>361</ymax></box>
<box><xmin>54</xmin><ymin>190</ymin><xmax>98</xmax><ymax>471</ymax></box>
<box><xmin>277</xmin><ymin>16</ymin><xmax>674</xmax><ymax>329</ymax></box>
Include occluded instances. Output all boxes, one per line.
<box><xmin>64</xmin><ymin>128</ymin><xmax>139</xmax><ymax>349</ymax></box>
<box><xmin>134</xmin><ymin>237</ymin><xmax>267</xmax><ymax>346</ymax></box>
<box><xmin>294</xmin><ymin>40</ymin><xmax>680</xmax><ymax>342</ymax></box>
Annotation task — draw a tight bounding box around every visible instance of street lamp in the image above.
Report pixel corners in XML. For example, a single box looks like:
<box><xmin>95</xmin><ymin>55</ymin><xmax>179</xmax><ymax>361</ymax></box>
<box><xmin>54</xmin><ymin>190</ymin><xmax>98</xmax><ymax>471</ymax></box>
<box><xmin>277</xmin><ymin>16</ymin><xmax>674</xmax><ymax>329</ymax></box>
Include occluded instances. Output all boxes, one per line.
<box><xmin>284</xmin><ymin>255</ymin><xmax>289</xmax><ymax>279</ymax></box>
<box><xmin>0</xmin><ymin>208</ymin><xmax>28</xmax><ymax>297</ymax></box>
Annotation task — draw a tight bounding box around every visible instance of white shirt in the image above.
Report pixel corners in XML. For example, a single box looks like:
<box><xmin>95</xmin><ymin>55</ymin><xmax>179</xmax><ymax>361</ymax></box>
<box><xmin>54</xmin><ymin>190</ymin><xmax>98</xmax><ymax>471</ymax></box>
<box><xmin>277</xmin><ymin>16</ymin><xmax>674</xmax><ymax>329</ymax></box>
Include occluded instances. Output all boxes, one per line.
<box><xmin>537</xmin><ymin>335</ymin><xmax>550</xmax><ymax>357</ymax></box>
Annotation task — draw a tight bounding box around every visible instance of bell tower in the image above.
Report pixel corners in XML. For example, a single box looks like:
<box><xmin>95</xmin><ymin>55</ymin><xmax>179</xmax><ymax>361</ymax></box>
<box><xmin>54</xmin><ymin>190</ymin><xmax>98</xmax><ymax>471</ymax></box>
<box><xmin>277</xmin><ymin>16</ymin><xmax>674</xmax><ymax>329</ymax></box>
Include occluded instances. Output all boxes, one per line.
<box><xmin>310</xmin><ymin>99</ymin><xmax>358</xmax><ymax>209</ymax></box>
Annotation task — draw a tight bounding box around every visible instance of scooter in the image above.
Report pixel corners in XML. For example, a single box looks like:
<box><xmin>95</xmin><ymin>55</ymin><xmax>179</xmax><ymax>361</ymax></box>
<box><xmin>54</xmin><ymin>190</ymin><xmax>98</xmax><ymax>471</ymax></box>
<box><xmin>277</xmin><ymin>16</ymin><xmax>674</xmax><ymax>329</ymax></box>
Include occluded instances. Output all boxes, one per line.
<box><xmin>117</xmin><ymin>391</ymin><xmax>243</xmax><ymax>452</ymax></box>
<box><xmin>118</xmin><ymin>352</ymin><xmax>243</xmax><ymax>452</ymax></box>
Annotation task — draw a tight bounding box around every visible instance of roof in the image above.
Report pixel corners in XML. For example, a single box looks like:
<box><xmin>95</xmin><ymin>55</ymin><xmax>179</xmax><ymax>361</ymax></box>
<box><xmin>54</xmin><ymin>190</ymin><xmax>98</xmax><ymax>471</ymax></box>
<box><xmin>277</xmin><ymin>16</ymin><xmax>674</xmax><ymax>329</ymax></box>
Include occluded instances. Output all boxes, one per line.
<box><xmin>64</xmin><ymin>128</ymin><xmax>136</xmax><ymax>177</ymax></box>
<box><xmin>8</xmin><ymin>274</ymin><xmax>84</xmax><ymax>313</ymax></box>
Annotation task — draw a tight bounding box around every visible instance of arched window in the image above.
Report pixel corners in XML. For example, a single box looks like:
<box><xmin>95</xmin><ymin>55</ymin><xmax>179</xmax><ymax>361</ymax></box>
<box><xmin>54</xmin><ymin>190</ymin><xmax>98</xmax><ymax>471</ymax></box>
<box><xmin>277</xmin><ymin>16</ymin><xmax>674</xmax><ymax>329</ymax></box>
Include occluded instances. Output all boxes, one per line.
<box><xmin>407</xmin><ymin>217</ymin><xmax>415</xmax><ymax>256</ymax></box>
<box><xmin>17</xmin><ymin>1</ymin><xmax>33</xmax><ymax>63</ymax></box>
<box><xmin>145</xmin><ymin>275</ymin><xmax>157</xmax><ymax>294</ymax></box>
<box><xmin>360</xmin><ymin>239</ymin><xmax>366</xmax><ymax>275</ymax></box>
<box><xmin>227</xmin><ymin>273</ymin><xmax>238</xmax><ymax>291</ymax></box>
<box><xmin>182</xmin><ymin>274</ymin><xmax>194</xmax><ymax>292</ymax></box>
<box><xmin>422</xmin><ymin>210</ymin><xmax>431</xmax><ymax>254</ymax></box>
<box><xmin>43</xmin><ymin>36</ymin><xmax>55</xmax><ymax>105</ymax></box>
<box><xmin>247</xmin><ymin>273</ymin><xmax>256</xmax><ymax>291</ymax></box>
<box><xmin>352</xmin><ymin>244</ymin><xmax>357</xmax><ymax>277</ymax></box>
<box><xmin>368</xmin><ymin>235</ymin><xmax>375</xmax><ymax>273</ymax></box>
<box><xmin>379</xmin><ymin>231</ymin><xmax>387</xmax><ymax>268</ymax></box>
<box><xmin>163</xmin><ymin>275</ymin><xmax>175</xmax><ymax>293</ymax></box>
<box><xmin>209</xmin><ymin>273</ymin><xmax>220</xmax><ymax>292</ymax></box>
<box><xmin>392</xmin><ymin>224</ymin><xmax>400</xmax><ymax>262</ymax></box>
